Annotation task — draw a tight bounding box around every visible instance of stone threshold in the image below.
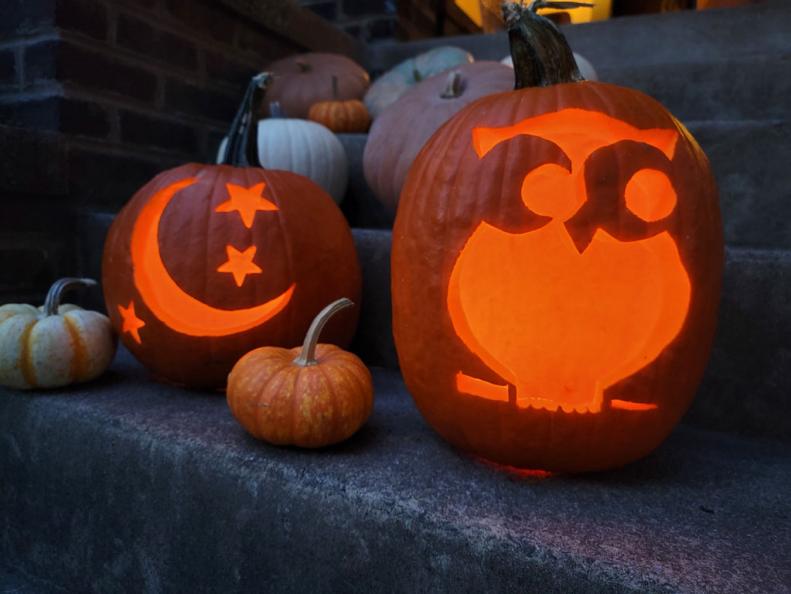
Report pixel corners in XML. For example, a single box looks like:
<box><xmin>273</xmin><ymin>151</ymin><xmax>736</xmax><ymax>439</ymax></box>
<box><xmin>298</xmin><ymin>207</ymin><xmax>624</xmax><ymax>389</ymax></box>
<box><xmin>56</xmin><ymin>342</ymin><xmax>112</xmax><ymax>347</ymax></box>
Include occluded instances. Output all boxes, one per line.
<box><xmin>1</xmin><ymin>349</ymin><xmax>789</xmax><ymax>592</ymax></box>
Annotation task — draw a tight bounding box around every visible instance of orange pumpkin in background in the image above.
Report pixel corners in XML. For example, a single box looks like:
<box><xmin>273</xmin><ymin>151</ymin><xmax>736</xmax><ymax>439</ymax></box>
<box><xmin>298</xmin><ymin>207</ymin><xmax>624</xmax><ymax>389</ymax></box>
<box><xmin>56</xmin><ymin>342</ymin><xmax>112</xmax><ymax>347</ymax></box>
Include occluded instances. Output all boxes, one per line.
<box><xmin>102</xmin><ymin>74</ymin><xmax>361</xmax><ymax>388</ymax></box>
<box><xmin>308</xmin><ymin>76</ymin><xmax>371</xmax><ymax>133</ymax></box>
<box><xmin>391</xmin><ymin>2</ymin><xmax>723</xmax><ymax>472</ymax></box>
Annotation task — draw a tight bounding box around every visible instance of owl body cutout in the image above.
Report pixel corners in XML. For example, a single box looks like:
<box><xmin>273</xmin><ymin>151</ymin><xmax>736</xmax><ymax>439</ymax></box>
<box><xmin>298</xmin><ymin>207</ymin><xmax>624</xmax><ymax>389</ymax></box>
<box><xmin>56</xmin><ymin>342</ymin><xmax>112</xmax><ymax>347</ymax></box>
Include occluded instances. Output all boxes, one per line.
<box><xmin>447</xmin><ymin>109</ymin><xmax>692</xmax><ymax>413</ymax></box>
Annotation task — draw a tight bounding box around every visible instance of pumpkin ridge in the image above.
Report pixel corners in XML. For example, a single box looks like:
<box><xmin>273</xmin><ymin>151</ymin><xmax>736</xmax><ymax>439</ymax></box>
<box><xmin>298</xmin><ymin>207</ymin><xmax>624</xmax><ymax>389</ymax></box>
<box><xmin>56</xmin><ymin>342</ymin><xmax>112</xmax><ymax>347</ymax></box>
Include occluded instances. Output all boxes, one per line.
<box><xmin>250</xmin><ymin>358</ymin><xmax>291</xmax><ymax>438</ymax></box>
<box><xmin>316</xmin><ymin>363</ymin><xmax>342</xmax><ymax>443</ymax></box>
<box><xmin>62</xmin><ymin>314</ymin><xmax>87</xmax><ymax>382</ymax></box>
<box><xmin>18</xmin><ymin>319</ymin><xmax>37</xmax><ymax>388</ymax></box>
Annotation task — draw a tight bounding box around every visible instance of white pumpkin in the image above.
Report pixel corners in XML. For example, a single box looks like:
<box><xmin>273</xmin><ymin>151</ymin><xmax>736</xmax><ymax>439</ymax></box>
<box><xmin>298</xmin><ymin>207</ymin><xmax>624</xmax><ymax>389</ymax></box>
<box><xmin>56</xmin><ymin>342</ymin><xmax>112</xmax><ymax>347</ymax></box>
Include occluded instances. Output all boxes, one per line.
<box><xmin>501</xmin><ymin>51</ymin><xmax>597</xmax><ymax>80</ymax></box>
<box><xmin>0</xmin><ymin>278</ymin><xmax>117</xmax><ymax>389</ymax></box>
<box><xmin>217</xmin><ymin>115</ymin><xmax>348</xmax><ymax>204</ymax></box>
<box><xmin>364</xmin><ymin>46</ymin><xmax>474</xmax><ymax>119</ymax></box>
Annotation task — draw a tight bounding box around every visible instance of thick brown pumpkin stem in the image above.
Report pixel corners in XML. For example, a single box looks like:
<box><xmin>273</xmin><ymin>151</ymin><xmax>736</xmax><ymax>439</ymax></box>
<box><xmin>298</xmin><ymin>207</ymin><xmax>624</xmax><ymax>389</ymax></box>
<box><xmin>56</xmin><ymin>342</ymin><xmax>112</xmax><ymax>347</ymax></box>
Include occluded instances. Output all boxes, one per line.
<box><xmin>440</xmin><ymin>71</ymin><xmax>463</xmax><ymax>99</ymax></box>
<box><xmin>296</xmin><ymin>59</ymin><xmax>311</xmax><ymax>73</ymax></box>
<box><xmin>331</xmin><ymin>75</ymin><xmax>339</xmax><ymax>100</ymax></box>
<box><xmin>43</xmin><ymin>278</ymin><xmax>97</xmax><ymax>316</ymax></box>
<box><xmin>293</xmin><ymin>298</ymin><xmax>354</xmax><ymax>367</ymax></box>
<box><xmin>503</xmin><ymin>1</ymin><xmax>590</xmax><ymax>89</ymax></box>
<box><xmin>220</xmin><ymin>72</ymin><xmax>271</xmax><ymax>167</ymax></box>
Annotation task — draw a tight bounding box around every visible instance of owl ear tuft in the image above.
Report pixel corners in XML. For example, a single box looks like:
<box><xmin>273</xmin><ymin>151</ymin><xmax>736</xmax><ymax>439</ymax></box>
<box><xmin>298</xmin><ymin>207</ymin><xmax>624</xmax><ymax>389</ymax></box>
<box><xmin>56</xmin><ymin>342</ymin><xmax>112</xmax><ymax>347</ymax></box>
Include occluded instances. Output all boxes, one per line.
<box><xmin>639</xmin><ymin>128</ymin><xmax>679</xmax><ymax>161</ymax></box>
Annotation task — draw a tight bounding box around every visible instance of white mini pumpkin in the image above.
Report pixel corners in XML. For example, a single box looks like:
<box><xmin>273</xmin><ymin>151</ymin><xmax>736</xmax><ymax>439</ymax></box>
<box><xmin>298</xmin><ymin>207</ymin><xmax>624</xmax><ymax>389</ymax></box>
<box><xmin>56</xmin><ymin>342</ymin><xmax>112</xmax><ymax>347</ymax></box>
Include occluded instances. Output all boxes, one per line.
<box><xmin>0</xmin><ymin>278</ymin><xmax>117</xmax><ymax>389</ymax></box>
<box><xmin>217</xmin><ymin>103</ymin><xmax>349</xmax><ymax>204</ymax></box>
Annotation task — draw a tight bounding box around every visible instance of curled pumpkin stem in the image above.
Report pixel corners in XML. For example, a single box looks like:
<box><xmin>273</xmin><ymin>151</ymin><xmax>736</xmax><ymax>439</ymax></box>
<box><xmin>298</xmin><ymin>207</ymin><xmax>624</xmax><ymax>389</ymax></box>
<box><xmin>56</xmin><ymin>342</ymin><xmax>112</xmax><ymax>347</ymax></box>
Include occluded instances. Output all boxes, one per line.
<box><xmin>43</xmin><ymin>278</ymin><xmax>97</xmax><ymax>316</ymax></box>
<box><xmin>293</xmin><ymin>298</ymin><xmax>354</xmax><ymax>367</ymax></box>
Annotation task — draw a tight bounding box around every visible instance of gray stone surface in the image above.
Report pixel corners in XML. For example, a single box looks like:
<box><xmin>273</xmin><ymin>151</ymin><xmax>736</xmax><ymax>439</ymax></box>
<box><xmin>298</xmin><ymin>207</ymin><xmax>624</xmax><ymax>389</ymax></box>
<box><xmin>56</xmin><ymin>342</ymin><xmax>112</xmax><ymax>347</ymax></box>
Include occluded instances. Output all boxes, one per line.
<box><xmin>366</xmin><ymin>2</ymin><xmax>790</xmax><ymax>123</ymax></box>
<box><xmin>0</xmin><ymin>566</ymin><xmax>63</xmax><ymax>594</ymax></box>
<box><xmin>692</xmin><ymin>119</ymin><xmax>791</xmax><ymax>249</ymax></box>
<box><xmin>367</xmin><ymin>1</ymin><xmax>790</xmax><ymax>70</ymax></box>
<box><xmin>351</xmin><ymin>228</ymin><xmax>397</xmax><ymax>368</ymax></box>
<box><xmin>596</xmin><ymin>59</ymin><xmax>790</xmax><ymax>123</ymax></box>
<box><xmin>692</xmin><ymin>247</ymin><xmax>791</xmax><ymax>440</ymax></box>
<box><xmin>1</xmin><ymin>349</ymin><xmax>790</xmax><ymax>593</ymax></box>
<box><xmin>338</xmin><ymin>133</ymin><xmax>393</xmax><ymax>228</ymax></box>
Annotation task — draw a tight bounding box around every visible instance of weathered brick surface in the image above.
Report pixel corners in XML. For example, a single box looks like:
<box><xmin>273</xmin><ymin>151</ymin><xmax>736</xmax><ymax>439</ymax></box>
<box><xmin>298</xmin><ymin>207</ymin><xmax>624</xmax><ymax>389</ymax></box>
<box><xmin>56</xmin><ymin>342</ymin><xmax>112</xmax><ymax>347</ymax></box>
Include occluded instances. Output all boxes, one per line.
<box><xmin>116</xmin><ymin>14</ymin><xmax>199</xmax><ymax>71</ymax></box>
<box><xmin>161</xmin><ymin>0</ymin><xmax>236</xmax><ymax>45</ymax></box>
<box><xmin>164</xmin><ymin>78</ymin><xmax>238</xmax><ymax>123</ymax></box>
<box><xmin>24</xmin><ymin>39</ymin><xmax>159</xmax><ymax>104</ymax></box>
<box><xmin>235</xmin><ymin>22</ymin><xmax>296</xmax><ymax>60</ymax></box>
<box><xmin>0</xmin><ymin>96</ymin><xmax>111</xmax><ymax>138</ymax></box>
<box><xmin>0</xmin><ymin>50</ymin><xmax>17</xmax><ymax>86</ymax></box>
<box><xmin>55</xmin><ymin>0</ymin><xmax>108</xmax><ymax>41</ymax></box>
<box><xmin>67</xmin><ymin>145</ymin><xmax>180</xmax><ymax>209</ymax></box>
<box><xmin>0</xmin><ymin>124</ymin><xmax>67</xmax><ymax>195</ymax></box>
<box><xmin>0</xmin><ymin>0</ymin><xmax>55</xmax><ymax>38</ymax></box>
<box><xmin>119</xmin><ymin>109</ymin><xmax>200</xmax><ymax>154</ymax></box>
<box><xmin>204</xmin><ymin>51</ymin><xmax>257</xmax><ymax>90</ymax></box>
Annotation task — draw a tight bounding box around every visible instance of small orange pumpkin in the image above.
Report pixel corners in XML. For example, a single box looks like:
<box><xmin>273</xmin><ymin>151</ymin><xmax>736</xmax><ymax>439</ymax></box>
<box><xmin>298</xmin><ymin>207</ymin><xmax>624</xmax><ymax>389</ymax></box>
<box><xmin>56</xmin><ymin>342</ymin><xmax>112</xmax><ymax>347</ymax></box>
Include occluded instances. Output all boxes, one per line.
<box><xmin>308</xmin><ymin>76</ymin><xmax>371</xmax><ymax>133</ymax></box>
<box><xmin>227</xmin><ymin>298</ymin><xmax>373</xmax><ymax>447</ymax></box>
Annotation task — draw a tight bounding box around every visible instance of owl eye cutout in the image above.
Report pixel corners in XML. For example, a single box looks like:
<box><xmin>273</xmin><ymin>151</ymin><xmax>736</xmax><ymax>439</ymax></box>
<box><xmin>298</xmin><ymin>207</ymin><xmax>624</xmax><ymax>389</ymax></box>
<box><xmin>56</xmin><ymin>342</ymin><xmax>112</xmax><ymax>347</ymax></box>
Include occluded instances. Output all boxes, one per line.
<box><xmin>521</xmin><ymin>162</ymin><xmax>583</xmax><ymax>221</ymax></box>
<box><xmin>624</xmin><ymin>168</ymin><xmax>677</xmax><ymax>222</ymax></box>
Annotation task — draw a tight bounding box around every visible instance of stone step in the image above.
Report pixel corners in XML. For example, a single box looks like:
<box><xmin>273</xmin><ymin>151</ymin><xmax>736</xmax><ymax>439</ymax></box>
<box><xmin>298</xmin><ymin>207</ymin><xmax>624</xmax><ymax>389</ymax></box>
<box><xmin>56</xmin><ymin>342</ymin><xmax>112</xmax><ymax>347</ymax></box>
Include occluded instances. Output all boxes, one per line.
<box><xmin>1</xmin><ymin>355</ymin><xmax>789</xmax><ymax>592</ymax></box>
<box><xmin>0</xmin><ymin>566</ymin><xmax>62</xmax><ymax>594</ymax></box>
<box><xmin>365</xmin><ymin>3</ymin><xmax>791</xmax><ymax>123</ymax></box>
<box><xmin>368</xmin><ymin>1</ymin><xmax>790</xmax><ymax>70</ymax></box>
<box><xmin>340</xmin><ymin>117</ymin><xmax>791</xmax><ymax>250</ymax></box>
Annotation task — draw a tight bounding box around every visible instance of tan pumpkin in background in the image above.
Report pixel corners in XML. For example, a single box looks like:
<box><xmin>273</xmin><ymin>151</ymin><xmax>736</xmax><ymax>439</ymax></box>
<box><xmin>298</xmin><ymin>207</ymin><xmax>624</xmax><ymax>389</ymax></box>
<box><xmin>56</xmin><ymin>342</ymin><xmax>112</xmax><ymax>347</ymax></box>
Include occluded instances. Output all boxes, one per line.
<box><xmin>363</xmin><ymin>61</ymin><xmax>514</xmax><ymax>216</ymax></box>
<box><xmin>0</xmin><ymin>278</ymin><xmax>117</xmax><ymax>389</ymax></box>
<box><xmin>308</xmin><ymin>76</ymin><xmax>371</xmax><ymax>133</ymax></box>
<box><xmin>266</xmin><ymin>52</ymin><xmax>370</xmax><ymax>119</ymax></box>
<box><xmin>227</xmin><ymin>298</ymin><xmax>373</xmax><ymax>448</ymax></box>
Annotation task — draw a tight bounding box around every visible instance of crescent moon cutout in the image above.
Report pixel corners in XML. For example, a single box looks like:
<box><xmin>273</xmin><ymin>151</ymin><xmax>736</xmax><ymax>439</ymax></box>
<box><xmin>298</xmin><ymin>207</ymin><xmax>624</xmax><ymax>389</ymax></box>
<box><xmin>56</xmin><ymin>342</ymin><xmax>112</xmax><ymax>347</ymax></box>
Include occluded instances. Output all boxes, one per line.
<box><xmin>130</xmin><ymin>177</ymin><xmax>295</xmax><ymax>337</ymax></box>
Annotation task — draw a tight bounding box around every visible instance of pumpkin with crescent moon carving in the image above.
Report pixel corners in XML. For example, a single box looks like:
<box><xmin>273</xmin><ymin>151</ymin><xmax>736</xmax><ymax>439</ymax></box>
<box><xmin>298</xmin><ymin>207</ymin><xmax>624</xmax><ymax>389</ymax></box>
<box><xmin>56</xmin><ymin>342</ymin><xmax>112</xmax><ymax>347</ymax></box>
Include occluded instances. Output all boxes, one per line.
<box><xmin>391</xmin><ymin>2</ymin><xmax>723</xmax><ymax>472</ymax></box>
<box><xmin>102</xmin><ymin>73</ymin><xmax>361</xmax><ymax>388</ymax></box>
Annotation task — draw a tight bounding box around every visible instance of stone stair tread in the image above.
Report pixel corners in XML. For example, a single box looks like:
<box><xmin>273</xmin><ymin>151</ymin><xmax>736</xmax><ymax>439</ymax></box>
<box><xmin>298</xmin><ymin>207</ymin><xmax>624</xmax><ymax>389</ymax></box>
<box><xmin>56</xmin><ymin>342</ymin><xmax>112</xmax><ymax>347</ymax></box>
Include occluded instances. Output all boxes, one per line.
<box><xmin>1</xmin><ymin>349</ymin><xmax>789</xmax><ymax>593</ymax></box>
<box><xmin>367</xmin><ymin>1</ymin><xmax>790</xmax><ymax>71</ymax></box>
<box><xmin>0</xmin><ymin>566</ymin><xmax>63</xmax><ymax>594</ymax></box>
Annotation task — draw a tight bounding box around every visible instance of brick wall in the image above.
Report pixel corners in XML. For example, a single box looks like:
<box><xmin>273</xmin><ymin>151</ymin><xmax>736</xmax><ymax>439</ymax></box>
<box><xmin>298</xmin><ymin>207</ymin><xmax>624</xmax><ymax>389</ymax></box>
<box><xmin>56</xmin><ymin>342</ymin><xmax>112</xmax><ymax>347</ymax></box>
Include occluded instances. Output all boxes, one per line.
<box><xmin>0</xmin><ymin>0</ymin><xmax>304</xmax><ymax>209</ymax></box>
<box><xmin>0</xmin><ymin>0</ymin><xmax>326</xmax><ymax>303</ymax></box>
<box><xmin>301</xmin><ymin>0</ymin><xmax>397</xmax><ymax>43</ymax></box>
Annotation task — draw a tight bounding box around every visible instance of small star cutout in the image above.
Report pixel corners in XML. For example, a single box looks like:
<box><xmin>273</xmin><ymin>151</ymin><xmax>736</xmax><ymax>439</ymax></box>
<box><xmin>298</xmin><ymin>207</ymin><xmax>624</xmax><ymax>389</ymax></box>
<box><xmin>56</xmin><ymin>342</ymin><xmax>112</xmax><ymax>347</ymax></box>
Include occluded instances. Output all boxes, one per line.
<box><xmin>118</xmin><ymin>301</ymin><xmax>145</xmax><ymax>344</ymax></box>
<box><xmin>217</xmin><ymin>245</ymin><xmax>263</xmax><ymax>287</ymax></box>
<box><xmin>215</xmin><ymin>182</ymin><xmax>278</xmax><ymax>228</ymax></box>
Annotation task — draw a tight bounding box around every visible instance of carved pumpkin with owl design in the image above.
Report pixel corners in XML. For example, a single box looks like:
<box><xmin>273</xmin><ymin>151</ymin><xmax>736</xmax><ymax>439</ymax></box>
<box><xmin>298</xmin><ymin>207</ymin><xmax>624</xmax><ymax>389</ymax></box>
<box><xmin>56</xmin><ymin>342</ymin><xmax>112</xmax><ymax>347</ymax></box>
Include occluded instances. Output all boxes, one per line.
<box><xmin>103</xmin><ymin>74</ymin><xmax>361</xmax><ymax>388</ymax></box>
<box><xmin>391</xmin><ymin>2</ymin><xmax>723</xmax><ymax>472</ymax></box>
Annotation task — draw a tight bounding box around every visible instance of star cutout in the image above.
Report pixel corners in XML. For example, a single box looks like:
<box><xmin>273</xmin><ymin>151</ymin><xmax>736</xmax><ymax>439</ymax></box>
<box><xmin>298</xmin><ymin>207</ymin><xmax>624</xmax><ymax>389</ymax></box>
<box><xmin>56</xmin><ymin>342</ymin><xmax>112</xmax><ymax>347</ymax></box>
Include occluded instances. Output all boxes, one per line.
<box><xmin>215</xmin><ymin>182</ymin><xmax>278</xmax><ymax>228</ymax></box>
<box><xmin>217</xmin><ymin>245</ymin><xmax>263</xmax><ymax>287</ymax></box>
<box><xmin>118</xmin><ymin>301</ymin><xmax>145</xmax><ymax>344</ymax></box>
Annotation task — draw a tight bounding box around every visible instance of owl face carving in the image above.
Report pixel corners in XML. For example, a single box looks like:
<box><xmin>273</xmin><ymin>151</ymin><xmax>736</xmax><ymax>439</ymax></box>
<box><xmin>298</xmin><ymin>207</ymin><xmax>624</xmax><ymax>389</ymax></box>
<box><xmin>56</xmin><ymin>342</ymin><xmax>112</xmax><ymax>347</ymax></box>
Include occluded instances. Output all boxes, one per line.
<box><xmin>447</xmin><ymin>108</ymin><xmax>692</xmax><ymax>414</ymax></box>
